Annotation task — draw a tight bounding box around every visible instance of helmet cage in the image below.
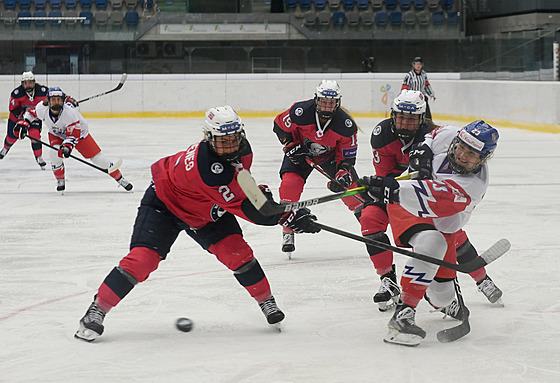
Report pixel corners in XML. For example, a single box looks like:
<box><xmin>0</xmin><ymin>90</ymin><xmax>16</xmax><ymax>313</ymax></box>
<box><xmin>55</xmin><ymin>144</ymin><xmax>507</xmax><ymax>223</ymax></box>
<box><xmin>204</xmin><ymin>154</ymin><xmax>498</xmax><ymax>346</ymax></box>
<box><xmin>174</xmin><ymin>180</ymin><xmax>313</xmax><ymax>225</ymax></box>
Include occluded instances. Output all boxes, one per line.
<box><xmin>47</xmin><ymin>87</ymin><xmax>66</xmax><ymax>111</ymax></box>
<box><xmin>391</xmin><ymin>90</ymin><xmax>426</xmax><ymax>140</ymax></box>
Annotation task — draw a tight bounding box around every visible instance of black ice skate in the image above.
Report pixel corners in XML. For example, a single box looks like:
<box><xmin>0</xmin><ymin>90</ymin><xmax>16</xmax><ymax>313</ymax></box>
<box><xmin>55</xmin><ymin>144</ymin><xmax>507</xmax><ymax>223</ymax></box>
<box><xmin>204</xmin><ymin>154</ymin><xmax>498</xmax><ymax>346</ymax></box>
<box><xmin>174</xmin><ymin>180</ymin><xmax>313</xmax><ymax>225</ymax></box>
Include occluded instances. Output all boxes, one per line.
<box><xmin>373</xmin><ymin>265</ymin><xmax>400</xmax><ymax>312</ymax></box>
<box><xmin>75</xmin><ymin>302</ymin><xmax>107</xmax><ymax>342</ymax></box>
<box><xmin>425</xmin><ymin>294</ymin><xmax>463</xmax><ymax>320</ymax></box>
<box><xmin>384</xmin><ymin>302</ymin><xmax>426</xmax><ymax>347</ymax></box>
<box><xmin>0</xmin><ymin>147</ymin><xmax>8</xmax><ymax>159</ymax></box>
<box><xmin>57</xmin><ymin>179</ymin><xmax>65</xmax><ymax>192</ymax></box>
<box><xmin>477</xmin><ymin>275</ymin><xmax>504</xmax><ymax>305</ymax></box>
<box><xmin>117</xmin><ymin>176</ymin><xmax>133</xmax><ymax>191</ymax></box>
<box><xmin>36</xmin><ymin>156</ymin><xmax>46</xmax><ymax>170</ymax></box>
<box><xmin>259</xmin><ymin>295</ymin><xmax>285</xmax><ymax>329</ymax></box>
<box><xmin>281</xmin><ymin>232</ymin><xmax>295</xmax><ymax>259</ymax></box>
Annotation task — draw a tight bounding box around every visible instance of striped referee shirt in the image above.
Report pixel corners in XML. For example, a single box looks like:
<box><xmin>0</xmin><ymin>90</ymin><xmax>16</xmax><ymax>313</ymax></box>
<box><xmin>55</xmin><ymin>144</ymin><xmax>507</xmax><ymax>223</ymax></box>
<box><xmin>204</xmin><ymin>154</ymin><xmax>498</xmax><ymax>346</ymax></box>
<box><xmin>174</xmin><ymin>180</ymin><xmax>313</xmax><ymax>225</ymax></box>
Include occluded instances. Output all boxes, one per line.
<box><xmin>401</xmin><ymin>69</ymin><xmax>435</xmax><ymax>98</ymax></box>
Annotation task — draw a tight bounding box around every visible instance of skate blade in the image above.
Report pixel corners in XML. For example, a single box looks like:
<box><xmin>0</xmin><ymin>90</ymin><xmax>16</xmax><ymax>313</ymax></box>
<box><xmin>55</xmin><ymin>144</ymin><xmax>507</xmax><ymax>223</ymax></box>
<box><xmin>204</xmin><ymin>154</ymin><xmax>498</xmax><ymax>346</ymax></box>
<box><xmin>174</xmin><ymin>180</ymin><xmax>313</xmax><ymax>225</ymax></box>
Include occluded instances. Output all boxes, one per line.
<box><xmin>271</xmin><ymin>322</ymin><xmax>282</xmax><ymax>332</ymax></box>
<box><xmin>376</xmin><ymin>296</ymin><xmax>399</xmax><ymax>312</ymax></box>
<box><xmin>492</xmin><ymin>298</ymin><xmax>505</xmax><ymax>307</ymax></box>
<box><xmin>383</xmin><ymin>328</ymin><xmax>422</xmax><ymax>347</ymax></box>
<box><xmin>74</xmin><ymin>327</ymin><xmax>100</xmax><ymax>342</ymax></box>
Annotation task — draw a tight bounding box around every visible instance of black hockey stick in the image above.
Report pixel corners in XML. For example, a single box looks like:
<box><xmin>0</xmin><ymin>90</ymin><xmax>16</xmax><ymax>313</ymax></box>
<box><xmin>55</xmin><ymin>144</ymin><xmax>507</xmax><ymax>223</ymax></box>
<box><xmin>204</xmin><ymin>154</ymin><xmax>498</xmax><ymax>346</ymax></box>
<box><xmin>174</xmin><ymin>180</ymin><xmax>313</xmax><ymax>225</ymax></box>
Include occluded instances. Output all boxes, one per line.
<box><xmin>26</xmin><ymin>136</ymin><xmax>122</xmax><ymax>174</ymax></box>
<box><xmin>305</xmin><ymin>158</ymin><xmax>366</xmax><ymax>204</ymax></box>
<box><xmin>437</xmin><ymin>278</ymin><xmax>470</xmax><ymax>343</ymax></box>
<box><xmin>313</xmin><ymin>222</ymin><xmax>510</xmax><ymax>274</ymax></box>
<box><xmin>77</xmin><ymin>73</ymin><xmax>128</xmax><ymax>104</ymax></box>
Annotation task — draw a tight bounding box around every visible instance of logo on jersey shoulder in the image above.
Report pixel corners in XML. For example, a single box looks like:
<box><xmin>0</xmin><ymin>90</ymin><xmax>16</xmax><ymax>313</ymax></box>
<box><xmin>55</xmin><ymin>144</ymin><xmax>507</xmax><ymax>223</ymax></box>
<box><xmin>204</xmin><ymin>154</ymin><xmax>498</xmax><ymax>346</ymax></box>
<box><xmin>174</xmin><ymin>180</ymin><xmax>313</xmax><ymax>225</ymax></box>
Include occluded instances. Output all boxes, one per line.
<box><xmin>41</xmin><ymin>86</ymin><xmax>47</xmax><ymax>92</ymax></box>
<box><xmin>342</xmin><ymin>147</ymin><xmax>357</xmax><ymax>158</ymax></box>
<box><xmin>210</xmin><ymin>204</ymin><xmax>226</xmax><ymax>222</ymax></box>
<box><xmin>373</xmin><ymin>125</ymin><xmax>382</xmax><ymax>136</ymax></box>
<box><xmin>211</xmin><ymin>162</ymin><xmax>224</xmax><ymax>174</ymax></box>
<box><xmin>295</xmin><ymin>107</ymin><xmax>303</xmax><ymax>117</ymax></box>
<box><xmin>14</xmin><ymin>89</ymin><xmax>19</xmax><ymax>95</ymax></box>
<box><xmin>345</xmin><ymin>119</ymin><xmax>353</xmax><ymax>128</ymax></box>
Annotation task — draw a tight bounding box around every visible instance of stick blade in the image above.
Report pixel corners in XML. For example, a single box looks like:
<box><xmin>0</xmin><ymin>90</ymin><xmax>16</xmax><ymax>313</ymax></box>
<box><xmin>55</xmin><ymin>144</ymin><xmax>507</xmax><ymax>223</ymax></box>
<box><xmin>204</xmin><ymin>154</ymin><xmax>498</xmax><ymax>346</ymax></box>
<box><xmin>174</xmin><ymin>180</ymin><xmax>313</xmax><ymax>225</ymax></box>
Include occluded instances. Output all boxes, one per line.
<box><xmin>108</xmin><ymin>158</ymin><xmax>123</xmax><ymax>174</ymax></box>
<box><xmin>237</xmin><ymin>169</ymin><xmax>267</xmax><ymax>210</ymax></box>
<box><xmin>480</xmin><ymin>238</ymin><xmax>511</xmax><ymax>264</ymax></box>
<box><xmin>436</xmin><ymin>307</ymin><xmax>471</xmax><ymax>343</ymax></box>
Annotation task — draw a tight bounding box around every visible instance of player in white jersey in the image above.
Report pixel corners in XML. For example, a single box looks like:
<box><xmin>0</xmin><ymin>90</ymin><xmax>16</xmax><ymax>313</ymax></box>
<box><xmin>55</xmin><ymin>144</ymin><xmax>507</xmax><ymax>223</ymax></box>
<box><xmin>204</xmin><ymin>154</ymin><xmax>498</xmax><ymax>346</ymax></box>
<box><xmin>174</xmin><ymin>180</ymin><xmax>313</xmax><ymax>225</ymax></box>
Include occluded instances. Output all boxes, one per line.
<box><xmin>18</xmin><ymin>87</ymin><xmax>133</xmax><ymax>192</ymax></box>
<box><xmin>358</xmin><ymin>120</ymin><xmax>499</xmax><ymax>346</ymax></box>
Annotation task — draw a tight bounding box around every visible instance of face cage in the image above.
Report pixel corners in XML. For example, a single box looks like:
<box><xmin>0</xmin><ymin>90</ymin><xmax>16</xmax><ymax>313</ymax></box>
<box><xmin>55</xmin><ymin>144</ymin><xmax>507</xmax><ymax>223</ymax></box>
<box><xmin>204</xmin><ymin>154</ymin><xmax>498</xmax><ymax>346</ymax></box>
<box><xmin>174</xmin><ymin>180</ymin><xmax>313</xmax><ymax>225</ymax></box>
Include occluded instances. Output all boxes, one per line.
<box><xmin>446</xmin><ymin>137</ymin><xmax>491</xmax><ymax>174</ymax></box>
<box><xmin>207</xmin><ymin>130</ymin><xmax>246</xmax><ymax>162</ymax></box>
<box><xmin>315</xmin><ymin>96</ymin><xmax>340</xmax><ymax>120</ymax></box>
<box><xmin>391</xmin><ymin>111</ymin><xmax>424</xmax><ymax>140</ymax></box>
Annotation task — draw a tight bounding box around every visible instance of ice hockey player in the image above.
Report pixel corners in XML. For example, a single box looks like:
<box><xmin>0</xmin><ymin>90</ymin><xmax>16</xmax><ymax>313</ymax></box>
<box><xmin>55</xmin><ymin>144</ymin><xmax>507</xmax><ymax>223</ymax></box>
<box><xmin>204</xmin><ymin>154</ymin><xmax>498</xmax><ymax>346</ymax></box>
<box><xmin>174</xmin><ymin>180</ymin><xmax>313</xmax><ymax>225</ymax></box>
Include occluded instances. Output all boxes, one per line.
<box><xmin>17</xmin><ymin>87</ymin><xmax>132</xmax><ymax>192</ymax></box>
<box><xmin>360</xmin><ymin>90</ymin><xmax>502</xmax><ymax>313</ymax></box>
<box><xmin>74</xmin><ymin>106</ymin><xmax>321</xmax><ymax>342</ymax></box>
<box><xmin>273</xmin><ymin>80</ymin><xmax>361</xmax><ymax>257</ymax></box>
<box><xmin>0</xmin><ymin>71</ymin><xmax>48</xmax><ymax>168</ymax></box>
<box><xmin>358</xmin><ymin>120</ymin><xmax>500</xmax><ymax>346</ymax></box>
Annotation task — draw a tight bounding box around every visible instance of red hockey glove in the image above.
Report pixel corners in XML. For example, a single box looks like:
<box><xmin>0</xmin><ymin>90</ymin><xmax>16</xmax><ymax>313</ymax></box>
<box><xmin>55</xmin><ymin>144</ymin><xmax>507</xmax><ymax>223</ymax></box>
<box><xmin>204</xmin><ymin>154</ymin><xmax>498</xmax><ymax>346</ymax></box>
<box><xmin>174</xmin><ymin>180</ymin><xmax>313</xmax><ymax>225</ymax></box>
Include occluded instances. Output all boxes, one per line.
<box><xmin>14</xmin><ymin>119</ymin><xmax>30</xmax><ymax>139</ymax></box>
<box><xmin>328</xmin><ymin>167</ymin><xmax>353</xmax><ymax>193</ymax></box>
<box><xmin>58</xmin><ymin>143</ymin><xmax>74</xmax><ymax>158</ymax></box>
<box><xmin>65</xmin><ymin>95</ymin><xmax>79</xmax><ymax>107</ymax></box>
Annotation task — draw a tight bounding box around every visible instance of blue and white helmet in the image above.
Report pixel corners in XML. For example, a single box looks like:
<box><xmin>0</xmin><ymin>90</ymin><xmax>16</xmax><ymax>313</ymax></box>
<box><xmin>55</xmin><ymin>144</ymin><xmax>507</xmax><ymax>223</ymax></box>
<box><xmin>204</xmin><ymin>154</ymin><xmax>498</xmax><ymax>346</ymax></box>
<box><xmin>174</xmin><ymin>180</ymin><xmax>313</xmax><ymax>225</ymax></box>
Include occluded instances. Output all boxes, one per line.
<box><xmin>447</xmin><ymin>120</ymin><xmax>499</xmax><ymax>174</ymax></box>
<box><xmin>47</xmin><ymin>87</ymin><xmax>66</xmax><ymax>100</ymax></box>
<box><xmin>203</xmin><ymin>105</ymin><xmax>246</xmax><ymax>162</ymax></box>
<box><xmin>314</xmin><ymin>80</ymin><xmax>341</xmax><ymax>120</ymax></box>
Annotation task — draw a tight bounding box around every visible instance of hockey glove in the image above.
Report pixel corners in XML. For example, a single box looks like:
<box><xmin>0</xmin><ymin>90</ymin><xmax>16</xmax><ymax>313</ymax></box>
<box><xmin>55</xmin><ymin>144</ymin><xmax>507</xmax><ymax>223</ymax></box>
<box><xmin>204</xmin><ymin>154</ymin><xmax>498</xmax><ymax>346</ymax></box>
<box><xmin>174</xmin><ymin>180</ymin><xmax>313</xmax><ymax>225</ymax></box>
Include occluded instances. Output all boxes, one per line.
<box><xmin>14</xmin><ymin>120</ymin><xmax>30</xmax><ymax>139</ymax></box>
<box><xmin>65</xmin><ymin>95</ymin><xmax>79</xmax><ymax>107</ymax></box>
<box><xmin>357</xmin><ymin>176</ymin><xmax>400</xmax><ymax>204</ymax></box>
<box><xmin>278</xmin><ymin>208</ymin><xmax>320</xmax><ymax>234</ymax></box>
<box><xmin>328</xmin><ymin>165</ymin><xmax>354</xmax><ymax>193</ymax></box>
<box><xmin>258</xmin><ymin>184</ymin><xmax>274</xmax><ymax>202</ymax></box>
<box><xmin>409</xmin><ymin>143</ymin><xmax>433</xmax><ymax>180</ymax></box>
<box><xmin>283</xmin><ymin>142</ymin><xmax>309</xmax><ymax>165</ymax></box>
<box><xmin>58</xmin><ymin>143</ymin><xmax>74</xmax><ymax>158</ymax></box>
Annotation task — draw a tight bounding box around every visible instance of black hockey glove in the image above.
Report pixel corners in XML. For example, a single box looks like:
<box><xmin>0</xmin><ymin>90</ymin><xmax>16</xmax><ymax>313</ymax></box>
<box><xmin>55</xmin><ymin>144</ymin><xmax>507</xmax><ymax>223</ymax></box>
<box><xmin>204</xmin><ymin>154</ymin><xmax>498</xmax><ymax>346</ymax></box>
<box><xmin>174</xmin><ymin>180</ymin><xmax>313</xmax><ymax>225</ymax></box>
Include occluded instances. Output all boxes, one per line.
<box><xmin>278</xmin><ymin>208</ymin><xmax>320</xmax><ymax>234</ymax></box>
<box><xmin>258</xmin><ymin>184</ymin><xmax>274</xmax><ymax>202</ymax></box>
<box><xmin>14</xmin><ymin>119</ymin><xmax>30</xmax><ymax>139</ymax></box>
<box><xmin>283</xmin><ymin>142</ymin><xmax>309</xmax><ymax>165</ymax></box>
<box><xmin>58</xmin><ymin>143</ymin><xmax>73</xmax><ymax>158</ymax></box>
<box><xmin>328</xmin><ymin>165</ymin><xmax>354</xmax><ymax>193</ymax></box>
<box><xmin>409</xmin><ymin>143</ymin><xmax>433</xmax><ymax>180</ymax></box>
<box><xmin>357</xmin><ymin>176</ymin><xmax>400</xmax><ymax>204</ymax></box>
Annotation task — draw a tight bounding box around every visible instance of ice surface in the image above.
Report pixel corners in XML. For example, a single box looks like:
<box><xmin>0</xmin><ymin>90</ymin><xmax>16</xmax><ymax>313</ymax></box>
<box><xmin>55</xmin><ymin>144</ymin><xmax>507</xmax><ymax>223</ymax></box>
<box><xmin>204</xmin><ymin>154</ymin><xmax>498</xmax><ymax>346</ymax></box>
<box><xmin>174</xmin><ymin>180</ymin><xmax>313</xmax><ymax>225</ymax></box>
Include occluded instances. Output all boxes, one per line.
<box><xmin>1</xmin><ymin>117</ymin><xmax>559</xmax><ymax>382</ymax></box>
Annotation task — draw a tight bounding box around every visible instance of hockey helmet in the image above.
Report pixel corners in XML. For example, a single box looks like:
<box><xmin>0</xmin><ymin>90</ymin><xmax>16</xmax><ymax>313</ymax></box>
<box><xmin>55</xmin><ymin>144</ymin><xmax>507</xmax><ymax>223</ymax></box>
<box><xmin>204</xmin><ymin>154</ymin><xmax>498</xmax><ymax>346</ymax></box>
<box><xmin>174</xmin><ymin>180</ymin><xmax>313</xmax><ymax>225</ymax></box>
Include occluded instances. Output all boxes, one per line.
<box><xmin>203</xmin><ymin>105</ymin><xmax>246</xmax><ymax>162</ymax></box>
<box><xmin>447</xmin><ymin>120</ymin><xmax>499</xmax><ymax>174</ymax></box>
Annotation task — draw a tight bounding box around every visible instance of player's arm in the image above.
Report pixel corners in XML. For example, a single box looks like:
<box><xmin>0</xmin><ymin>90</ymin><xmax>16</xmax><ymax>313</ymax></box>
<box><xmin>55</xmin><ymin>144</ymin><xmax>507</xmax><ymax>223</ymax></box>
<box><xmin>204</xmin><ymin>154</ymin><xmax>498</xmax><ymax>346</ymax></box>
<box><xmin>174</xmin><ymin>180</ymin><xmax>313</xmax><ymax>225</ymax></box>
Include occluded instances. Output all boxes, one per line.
<box><xmin>401</xmin><ymin>73</ymin><xmax>411</xmax><ymax>90</ymax></box>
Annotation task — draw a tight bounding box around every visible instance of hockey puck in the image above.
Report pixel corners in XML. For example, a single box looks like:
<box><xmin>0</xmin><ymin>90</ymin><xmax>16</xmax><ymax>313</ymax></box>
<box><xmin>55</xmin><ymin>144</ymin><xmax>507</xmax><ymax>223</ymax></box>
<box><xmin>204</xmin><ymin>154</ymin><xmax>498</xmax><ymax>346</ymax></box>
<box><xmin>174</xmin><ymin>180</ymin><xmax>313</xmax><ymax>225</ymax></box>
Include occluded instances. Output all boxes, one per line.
<box><xmin>176</xmin><ymin>317</ymin><xmax>194</xmax><ymax>332</ymax></box>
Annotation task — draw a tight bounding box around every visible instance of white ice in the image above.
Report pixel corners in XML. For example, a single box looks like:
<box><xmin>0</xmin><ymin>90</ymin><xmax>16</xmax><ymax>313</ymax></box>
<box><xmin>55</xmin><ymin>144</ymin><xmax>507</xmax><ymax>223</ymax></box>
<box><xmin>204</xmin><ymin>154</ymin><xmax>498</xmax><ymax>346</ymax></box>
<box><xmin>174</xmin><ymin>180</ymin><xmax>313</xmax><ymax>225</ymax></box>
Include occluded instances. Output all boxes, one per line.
<box><xmin>1</xmin><ymin>117</ymin><xmax>559</xmax><ymax>383</ymax></box>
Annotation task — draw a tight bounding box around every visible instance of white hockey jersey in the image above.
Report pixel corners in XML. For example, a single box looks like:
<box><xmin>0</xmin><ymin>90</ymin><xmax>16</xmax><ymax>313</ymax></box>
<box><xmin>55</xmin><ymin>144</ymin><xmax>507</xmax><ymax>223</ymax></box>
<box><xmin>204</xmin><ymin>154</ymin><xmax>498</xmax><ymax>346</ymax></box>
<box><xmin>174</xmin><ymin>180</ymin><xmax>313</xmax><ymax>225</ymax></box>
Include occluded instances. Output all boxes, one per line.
<box><xmin>398</xmin><ymin>125</ymin><xmax>489</xmax><ymax>233</ymax></box>
<box><xmin>24</xmin><ymin>102</ymin><xmax>89</xmax><ymax>147</ymax></box>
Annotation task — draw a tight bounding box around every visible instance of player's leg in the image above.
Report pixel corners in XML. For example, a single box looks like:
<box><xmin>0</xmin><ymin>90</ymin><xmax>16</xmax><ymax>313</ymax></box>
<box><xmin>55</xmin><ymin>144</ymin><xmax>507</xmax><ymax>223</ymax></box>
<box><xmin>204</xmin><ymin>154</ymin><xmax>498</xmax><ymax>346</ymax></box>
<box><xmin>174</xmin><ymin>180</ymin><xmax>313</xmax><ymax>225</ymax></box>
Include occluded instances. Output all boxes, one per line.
<box><xmin>26</xmin><ymin>121</ymin><xmax>45</xmax><ymax>168</ymax></box>
<box><xmin>188</xmin><ymin>212</ymin><xmax>284</xmax><ymax>325</ymax></box>
<box><xmin>358</xmin><ymin>203</ymin><xmax>398</xmax><ymax>311</ymax></box>
<box><xmin>48</xmin><ymin>134</ymin><xmax>65</xmax><ymax>191</ymax></box>
<box><xmin>0</xmin><ymin>120</ymin><xmax>18</xmax><ymax>160</ymax></box>
<box><xmin>278</xmin><ymin>156</ymin><xmax>312</xmax><ymax>256</ymax></box>
<box><xmin>455</xmin><ymin>229</ymin><xmax>503</xmax><ymax>304</ymax></box>
<box><xmin>76</xmin><ymin>134</ymin><xmax>133</xmax><ymax>190</ymax></box>
<box><xmin>75</xmin><ymin>184</ymin><xmax>181</xmax><ymax>341</ymax></box>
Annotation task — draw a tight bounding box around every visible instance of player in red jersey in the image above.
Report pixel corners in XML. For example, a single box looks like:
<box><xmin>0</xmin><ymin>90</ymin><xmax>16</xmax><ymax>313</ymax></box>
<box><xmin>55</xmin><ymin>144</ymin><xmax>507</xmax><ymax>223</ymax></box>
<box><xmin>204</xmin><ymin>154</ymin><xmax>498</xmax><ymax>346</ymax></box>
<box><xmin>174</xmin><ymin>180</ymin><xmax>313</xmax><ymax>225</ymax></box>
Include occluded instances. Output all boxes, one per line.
<box><xmin>0</xmin><ymin>72</ymin><xmax>48</xmax><ymax>168</ymax></box>
<box><xmin>273</xmin><ymin>80</ymin><xmax>361</xmax><ymax>256</ymax></box>
<box><xmin>75</xmin><ymin>106</ymin><xmax>320</xmax><ymax>342</ymax></box>
<box><xmin>360</xmin><ymin>90</ymin><xmax>502</xmax><ymax>312</ymax></box>
<box><xmin>359</xmin><ymin>120</ymin><xmax>500</xmax><ymax>346</ymax></box>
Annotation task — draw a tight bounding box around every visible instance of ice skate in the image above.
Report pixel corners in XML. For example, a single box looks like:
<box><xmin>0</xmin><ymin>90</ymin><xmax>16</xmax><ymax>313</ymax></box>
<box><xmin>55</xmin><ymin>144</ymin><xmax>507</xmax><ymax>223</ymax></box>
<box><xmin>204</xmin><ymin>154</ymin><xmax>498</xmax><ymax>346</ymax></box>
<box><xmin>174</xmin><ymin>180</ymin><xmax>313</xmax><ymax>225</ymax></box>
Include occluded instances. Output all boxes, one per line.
<box><xmin>0</xmin><ymin>147</ymin><xmax>8</xmax><ymax>159</ymax></box>
<box><xmin>36</xmin><ymin>156</ymin><xmax>46</xmax><ymax>170</ymax></box>
<box><xmin>281</xmin><ymin>231</ymin><xmax>295</xmax><ymax>259</ymax></box>
<box><xmin>259</xmin><ymin>295</ymin><xmax>285</xmax><ymax>331</ymax></box>
<box><xmin>75</xmin><ymin>302</ymin><xmax>106</xmax><ymax>342</ymax></box>
<box><xmin>56</xmin><ymin>179</ymin><xmax>65</xmax><ymax>192</ymax></box>
<box><xmin>384</xmin><ymin>302</ymin><xmax>426</xmax><ymax>347</ymax></box>
<box><xmin>117</xmin><ymin>176</ymin><xmax>133</xmax><ymax>191</ymax></box>
<box><xmin>425</xmin><ymin>294</ymin><xmax>463</xmax><ymax>320</ymax></box>
<box><xmin>477</xmin><ymin>275</ymin><xmax>504</xmax><ymax>306</ymax></box>
<box><xmin>373</xmin><ymin>265</ymin><xmax>400</xmax><ymax>312</ymax></box>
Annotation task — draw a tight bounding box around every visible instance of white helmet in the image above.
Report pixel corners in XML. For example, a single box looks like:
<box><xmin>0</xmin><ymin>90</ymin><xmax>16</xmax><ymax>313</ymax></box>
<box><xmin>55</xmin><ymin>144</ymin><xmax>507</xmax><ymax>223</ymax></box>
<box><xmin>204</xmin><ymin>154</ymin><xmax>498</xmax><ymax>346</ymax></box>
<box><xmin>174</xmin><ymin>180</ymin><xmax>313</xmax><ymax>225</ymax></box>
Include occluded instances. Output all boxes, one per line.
<box><xmin>391</xmin><ymin>90</ymin><xmax>426</xmax><ymax>140</ymax></box>
<box><xmin>203</xmin><ymin>105</ymin><xmax>246</xmax><ymax>162</ymax></box>
<box><xmin>21</xmin><ymin>71</ymin><xmax>35</xmax><ymax>82</ymax></box>
<box><xmin>314</xmin><ymin>80</ymin><xmax>341</xmax><ymax>120</ymax></box>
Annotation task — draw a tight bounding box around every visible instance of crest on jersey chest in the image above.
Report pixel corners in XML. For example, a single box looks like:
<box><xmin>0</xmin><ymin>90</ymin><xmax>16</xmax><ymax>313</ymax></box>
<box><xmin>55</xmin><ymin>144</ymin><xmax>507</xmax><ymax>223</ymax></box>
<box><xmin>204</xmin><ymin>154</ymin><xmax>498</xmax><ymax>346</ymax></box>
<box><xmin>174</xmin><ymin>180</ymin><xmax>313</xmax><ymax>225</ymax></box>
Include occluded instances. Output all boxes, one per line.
<box><xmin>303</xmin><ymin>137</ymin><xmax>330</xmax><ymax>156</ymax></box>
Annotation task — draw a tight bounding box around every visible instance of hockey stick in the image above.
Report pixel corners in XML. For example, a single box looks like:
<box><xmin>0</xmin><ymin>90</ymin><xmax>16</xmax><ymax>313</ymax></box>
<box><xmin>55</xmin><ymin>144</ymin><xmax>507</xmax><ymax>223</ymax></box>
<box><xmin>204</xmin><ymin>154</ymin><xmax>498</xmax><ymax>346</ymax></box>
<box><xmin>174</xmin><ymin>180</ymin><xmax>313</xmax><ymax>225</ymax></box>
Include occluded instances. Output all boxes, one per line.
<box><xmin>77</xmin><ymin>73</ymin><xmax>128</xmax><ymax>104</ymax></box>
<box><xmin>313</xmin><ymin>222</ymin><xmax>510</xmax><ymax>274</ymax></box>
<box><xmin>238</xmin><ymin>169</ymin><xmax>413</xmax><ymax>216</ymax></box>
<box><xmin>305</xmin><ymin>158</ymin><xmax>365</xmax><ymax>204</ymax></box>
<box><xmin>26</xmin><ymin>136</ymin><xmax>122</xmax><ymax>174</ymax></box>
<box><xmin>437</xmin><ymin>278</ymin><xmax>470</xmax><ymax>343</ymax></box>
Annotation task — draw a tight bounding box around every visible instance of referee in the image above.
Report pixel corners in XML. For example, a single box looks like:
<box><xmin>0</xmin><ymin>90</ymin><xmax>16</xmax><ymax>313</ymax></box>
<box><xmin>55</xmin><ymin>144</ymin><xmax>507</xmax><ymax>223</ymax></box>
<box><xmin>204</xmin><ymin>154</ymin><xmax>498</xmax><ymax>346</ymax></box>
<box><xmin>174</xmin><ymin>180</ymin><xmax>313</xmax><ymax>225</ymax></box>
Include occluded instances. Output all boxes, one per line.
<box><xmin>401</xmin><ymin>57</ymin><xmax>436</xmax><ymax>119</ymax></box>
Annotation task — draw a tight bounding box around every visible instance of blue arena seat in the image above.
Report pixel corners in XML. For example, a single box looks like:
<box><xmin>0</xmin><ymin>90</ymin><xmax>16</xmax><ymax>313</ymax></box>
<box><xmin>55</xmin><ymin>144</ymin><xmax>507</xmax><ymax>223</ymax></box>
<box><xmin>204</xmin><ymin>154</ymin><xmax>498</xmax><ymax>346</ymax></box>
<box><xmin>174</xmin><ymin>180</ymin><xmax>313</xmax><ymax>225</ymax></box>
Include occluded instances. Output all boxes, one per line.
<box><xmin>447</xmin><ymin>10</ymin><xmax>458</xmax><ymax>25</ymax></box>
<box><xmin>50</xmin><ymin>0</ymin><xmax>62</xmax><ymax>8</ymax></box>
<box><xmin>79</xmin><ymin>9</ymin><xmax>93</xmax><ymax>25</ymax></box>
<box><xmin>375</xmin><ymin>10</ymin><xmax>388</xmax><ymax>26</ymax></box>
<box><xmin>441</xmin><ymin>0</ymin><xmax>452</xmax><ymax>9</ymax></box>
<box><xmin>432</xmin><ymin>10</ymin><xmax>444</xmax><ymax>25</ymax></box>
<box><xmin>356</xmin><ymin>0</ymin><xmax>367</xmax><ymax>9</ymax></box>
<box><xmin>33</xmin><ymin>0</ymin><xmax>47</xmax><ymax>8</ymax></box>
<box><xmin>125</xmin><ymin>9</ymin><xmax>138</xmax><ymax>25</ymax></box>
<box><xmin>399</xmin><ymin>0</ymin><xmax>411</xmax><ymax>9</ymax></box>
<box><xmin>342</xmin><ymin>0</ymin><xmax>354</xmax><ymax>10</ymax></box>
<box><xmin>390</xmin><ymin>11</ymin><xmax>402</xmax><ymax>26</ymax></box>
<box><xmin>413</xmin><ymin>0</ymin><xmax>425</xmax><ymax>9</ymax></box>
<box><xmin>385</xmin><ymin>0</ymin><xmax>396</xmax><ymax>9</ymax></box>
<box><xmin>300</xmin><ymin>0</ymin><xmax>312</xmax><ymax>9</ymax></box>
<box><xmin>18</xmin><ymin>0</ymin><xmax>31</xmax><ymax>9</ymax></box>
<box><xmin>33</xmin><ymin>10</ymin><xmax>47</xmax><ymax>26</ymax></box>
<box><xmin>313</xmin><ymin>0</ymin><xmax>326</xmax><ymax>9</ymax></box>
<box><xmin>64</xmin><ymin>0</ymin><xmax>77</xmax><ymax>7</ymax></box>
<box><xmin>17</xmin><ymin>10</ymin><xmax>32</xmax><ymax>25</ymax></box>
<box><xmin>285</xmin><ymin>0</ymin><xmax>297</xmax><ymax>9</ymax></box>
<box><xmin>95</xmin><ymin>0</ymin><xmax>107</xmax><ymax>9</ymax></box>
<box><xmin>80</xmin><ymin>0</ymin><xmax>92</xmax><ymax>8</ymax></box>
<box><xmin>48</xmin><ymin>9</ymin><xmax>62</xmax><ymax>25</ymax></box>
<box><xmin>332</xmin><ymin>11</ymin><xmax>345</xmax><ymax>26</ymax></box>
<box><xmin>3</xmin><ymin>0</ymin><xmax>17</xmax><ymax>10</ymax></box>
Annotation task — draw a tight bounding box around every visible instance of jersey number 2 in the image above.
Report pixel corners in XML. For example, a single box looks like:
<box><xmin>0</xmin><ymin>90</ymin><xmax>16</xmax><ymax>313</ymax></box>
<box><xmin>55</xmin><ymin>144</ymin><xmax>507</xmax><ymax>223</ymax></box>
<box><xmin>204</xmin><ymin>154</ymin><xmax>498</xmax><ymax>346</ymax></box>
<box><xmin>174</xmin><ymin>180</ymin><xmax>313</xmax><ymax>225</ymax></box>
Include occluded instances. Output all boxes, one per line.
<box><xmin>218</xmin><ymin>185</ymin><xmax>235</xmax><ymax>202</ymax></box>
